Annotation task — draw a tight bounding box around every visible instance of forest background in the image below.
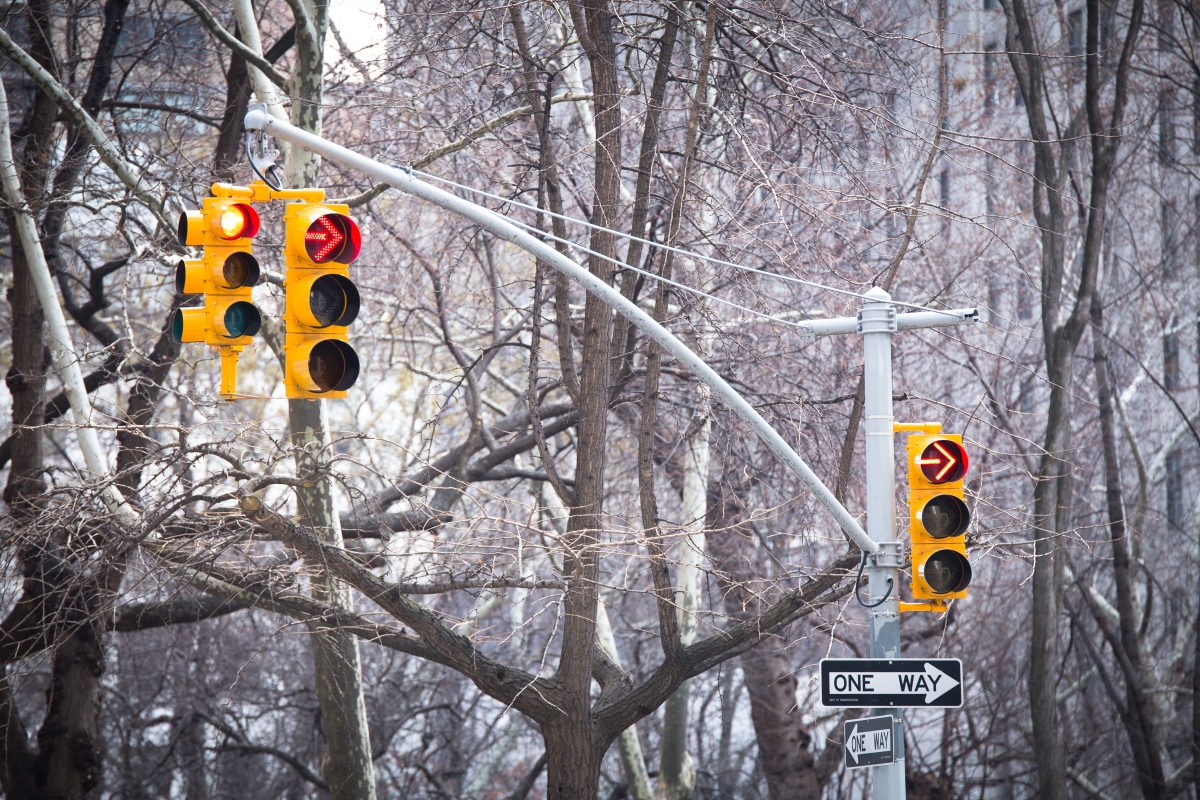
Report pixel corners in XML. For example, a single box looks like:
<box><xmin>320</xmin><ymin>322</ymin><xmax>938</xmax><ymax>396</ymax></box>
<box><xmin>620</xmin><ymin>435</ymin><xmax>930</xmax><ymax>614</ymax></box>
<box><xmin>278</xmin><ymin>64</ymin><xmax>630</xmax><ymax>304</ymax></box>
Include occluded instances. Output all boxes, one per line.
<box><xmin>0</xmin><ymin>0</ymin><xmax>1197</xmax><ymax>798</ymax></box>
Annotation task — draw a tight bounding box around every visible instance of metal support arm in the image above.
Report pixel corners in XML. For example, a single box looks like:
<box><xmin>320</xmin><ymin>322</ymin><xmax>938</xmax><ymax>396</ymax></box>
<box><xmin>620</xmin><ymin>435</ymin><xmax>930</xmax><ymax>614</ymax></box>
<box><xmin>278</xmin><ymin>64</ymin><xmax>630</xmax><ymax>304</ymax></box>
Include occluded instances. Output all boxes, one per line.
<box><xmin>243</xmin><ymin>106</ymin><xmax>876</xmax><ymax>554</ymax></box>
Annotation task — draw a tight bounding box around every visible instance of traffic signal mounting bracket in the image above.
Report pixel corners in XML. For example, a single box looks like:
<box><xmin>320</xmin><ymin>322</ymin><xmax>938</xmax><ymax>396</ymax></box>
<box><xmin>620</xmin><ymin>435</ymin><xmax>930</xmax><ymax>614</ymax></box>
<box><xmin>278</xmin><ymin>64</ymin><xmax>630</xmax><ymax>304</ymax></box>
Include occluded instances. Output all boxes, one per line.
<box><xmin>898</xmin><ymin>600</ymin><xmax>950</xmax><ymax>613</ymax></box>
<box><xmin>894</xmin><ymin>421</ymin><xmax>942</xmax><ymax>434</ymax></box>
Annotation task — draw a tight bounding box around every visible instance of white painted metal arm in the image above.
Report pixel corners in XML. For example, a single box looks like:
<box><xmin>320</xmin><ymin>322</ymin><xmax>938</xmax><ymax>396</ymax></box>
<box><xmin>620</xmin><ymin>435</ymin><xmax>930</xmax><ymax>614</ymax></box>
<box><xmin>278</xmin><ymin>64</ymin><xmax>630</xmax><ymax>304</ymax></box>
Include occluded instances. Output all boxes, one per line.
<box><xmin>244</xmin><ymin>107</ymin><xmax>877</xmax><ymax>554</ymax></box>
<box><xmin>800</xmin><ymin>307</ymin><xmax>978</xmax><ymax>338</ymax></box>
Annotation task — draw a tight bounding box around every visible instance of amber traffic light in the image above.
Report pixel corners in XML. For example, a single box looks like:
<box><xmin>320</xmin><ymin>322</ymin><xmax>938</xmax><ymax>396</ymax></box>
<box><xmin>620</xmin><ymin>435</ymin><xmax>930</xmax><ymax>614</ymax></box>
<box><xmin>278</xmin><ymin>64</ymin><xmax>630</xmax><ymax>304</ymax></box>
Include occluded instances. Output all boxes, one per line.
<box><xmin>174</xmin><ymin>199</ymin><xmax>263</xmax><ymax>399</ymax></box>
<box><xmin>906</xmin><ymin>434</ymin><xmax>972</xmax><ymax>599</ymax></box>
<box><xmin>283</xmin><ymin>202</ymin><xmax>362</xmax><ymax>398</ymax></box>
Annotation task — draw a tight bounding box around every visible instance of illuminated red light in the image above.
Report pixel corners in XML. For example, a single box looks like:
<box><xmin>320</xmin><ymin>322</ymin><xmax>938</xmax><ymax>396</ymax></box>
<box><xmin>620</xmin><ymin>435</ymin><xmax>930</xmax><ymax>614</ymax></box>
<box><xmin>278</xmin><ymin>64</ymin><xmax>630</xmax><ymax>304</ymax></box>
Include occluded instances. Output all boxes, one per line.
<box><xmin>916</xmin><ymin>440</ymin><xmax>968</xmax><ymax>483</ymax></box>
<box><xmin>216</xmin><ymin>203</ymin><xmax>260</xmax><ymax>240</ymax></box>
<box><xmin>303</xmin><ymin>213</ymin><xmax>361</xmax><ymax>264</ymax></box>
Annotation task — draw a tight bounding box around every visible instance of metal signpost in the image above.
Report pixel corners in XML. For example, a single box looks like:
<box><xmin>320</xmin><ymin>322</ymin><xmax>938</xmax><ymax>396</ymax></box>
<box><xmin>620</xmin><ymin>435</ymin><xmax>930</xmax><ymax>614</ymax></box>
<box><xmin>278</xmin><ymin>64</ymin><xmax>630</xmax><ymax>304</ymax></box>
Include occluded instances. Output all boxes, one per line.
<box><xmin>241</xmin><ymin>109</ymin><xmax>979</xmax><ymax>800</ymax></box>
<box><xmin>844</xmin><ymin>715</ymin><xmax>898</xmax><ymax>770</ymax></box>
<box><xmin>806</xmin><ymin>289</ymin><xmax>976</xmax><ymax>799</ymax></box>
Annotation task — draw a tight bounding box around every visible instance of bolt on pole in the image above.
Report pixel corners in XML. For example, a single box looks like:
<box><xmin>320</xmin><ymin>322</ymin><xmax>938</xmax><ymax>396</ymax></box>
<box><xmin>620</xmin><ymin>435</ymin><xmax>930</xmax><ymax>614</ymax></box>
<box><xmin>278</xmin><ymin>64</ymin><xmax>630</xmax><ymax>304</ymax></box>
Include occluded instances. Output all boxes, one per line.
<box><xmin>860</xmin><ymin>287</ymin><xmax>906</xmax><ymax>800</ymax></box>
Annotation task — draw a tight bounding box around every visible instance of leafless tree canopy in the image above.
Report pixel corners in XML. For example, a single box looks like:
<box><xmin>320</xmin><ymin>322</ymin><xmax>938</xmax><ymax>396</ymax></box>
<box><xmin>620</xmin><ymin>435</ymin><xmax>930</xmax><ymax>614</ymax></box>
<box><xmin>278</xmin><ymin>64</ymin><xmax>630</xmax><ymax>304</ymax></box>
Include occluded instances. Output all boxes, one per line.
<box><xmin>0</xmin><ymin>0</ymin><xmax>1198</xmax><ymax>797</ymax></box>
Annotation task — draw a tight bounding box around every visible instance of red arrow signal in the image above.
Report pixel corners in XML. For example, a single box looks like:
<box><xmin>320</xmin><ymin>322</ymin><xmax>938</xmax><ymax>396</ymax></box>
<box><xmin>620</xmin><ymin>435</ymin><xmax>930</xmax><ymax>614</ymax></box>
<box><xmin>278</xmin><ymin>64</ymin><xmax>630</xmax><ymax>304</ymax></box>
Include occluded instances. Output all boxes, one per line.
<box><xmin>916</xmin><ymin>440</ymin><xmax>967</xmax><ymax>483</ymax></box>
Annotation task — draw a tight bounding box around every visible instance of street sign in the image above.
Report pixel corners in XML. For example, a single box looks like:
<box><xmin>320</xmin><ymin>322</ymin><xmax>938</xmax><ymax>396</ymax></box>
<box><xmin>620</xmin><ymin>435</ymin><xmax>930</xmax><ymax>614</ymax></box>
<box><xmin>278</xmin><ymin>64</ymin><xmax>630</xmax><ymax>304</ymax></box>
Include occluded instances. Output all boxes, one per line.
<box><xmin>843</xmin><ymin>715</ymin><xmax>895</xmax><ymax>769</ymax></box>
<box><xmin>820</xmin><ymin>658</ymin><xmax>963</xmax><ymax>707</ymax></box>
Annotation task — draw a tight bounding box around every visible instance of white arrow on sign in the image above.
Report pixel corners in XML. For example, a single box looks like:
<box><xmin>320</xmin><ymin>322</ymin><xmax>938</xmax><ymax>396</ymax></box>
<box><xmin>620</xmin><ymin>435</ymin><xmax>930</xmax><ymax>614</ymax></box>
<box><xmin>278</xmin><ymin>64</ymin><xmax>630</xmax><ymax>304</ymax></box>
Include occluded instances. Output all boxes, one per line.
<box><xmin>829</xmin><ymin>663</ymin><xmax>959</xmax><ymax>704</ymax></box>
<box><xmin>846</xmin><ymin>722</ymin><xmax>891</xmax><ymax>765</ymax></box>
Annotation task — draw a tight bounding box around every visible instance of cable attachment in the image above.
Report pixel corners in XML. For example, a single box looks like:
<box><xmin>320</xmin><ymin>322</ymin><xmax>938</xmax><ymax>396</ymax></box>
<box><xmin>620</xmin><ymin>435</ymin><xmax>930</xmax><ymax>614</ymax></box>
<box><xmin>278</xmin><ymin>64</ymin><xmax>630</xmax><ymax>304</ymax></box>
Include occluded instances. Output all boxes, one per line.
<box><xmin>245</xmin><ymin>128</ymin><xmax>284</xmax><ymax>190</ymax></box>
<box><xmin>855</xmin><ymin>550</ymin><xmax>893</xmax><ymax>608</ymax></box>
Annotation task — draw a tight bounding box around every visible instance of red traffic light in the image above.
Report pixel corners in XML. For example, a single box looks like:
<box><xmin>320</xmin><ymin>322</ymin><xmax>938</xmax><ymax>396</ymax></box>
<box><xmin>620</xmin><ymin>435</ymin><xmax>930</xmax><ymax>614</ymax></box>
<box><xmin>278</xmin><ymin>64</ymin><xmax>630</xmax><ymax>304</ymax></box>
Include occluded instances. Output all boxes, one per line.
<box><xmin>177</xmin><ymin>202</ymin><xmax>260</xmax><ymax>245</ymax></box>
<box><xmin>303</xmin><ymin>213</ymin><xmax>361</xmax><ymax>264</ymax></box>
<box><xmin>916</xmin><ymin>439</ymin><xmax>968</xmax><ymax>484</ymax></box>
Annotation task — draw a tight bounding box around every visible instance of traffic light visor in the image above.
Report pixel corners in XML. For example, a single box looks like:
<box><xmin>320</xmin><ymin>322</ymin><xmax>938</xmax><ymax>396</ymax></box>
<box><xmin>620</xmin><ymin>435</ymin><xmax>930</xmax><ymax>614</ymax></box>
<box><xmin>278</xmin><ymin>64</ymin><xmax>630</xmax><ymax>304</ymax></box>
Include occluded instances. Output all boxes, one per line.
<box><xmin>291</xmin><ymin>339</ymin><xmax>360</xmax><ymax>393</ymax></box>
<box><xmin>920</xmin><ymin>495</ymin><xmax>970</xmax><ymax>539</ymax></box>
<box><xmin>172</xmin><ymin>307</ymin><xmax>206</xmax><ymax>343</ymax></box>
<box><xmin>175</xmin><ymin>259</ymin><xmax>204</xmax><ymax>294</ymax></box>
<box><xmin>178</xmin><ymin>209</ymin><xmax>204</xmax><ymax>246</ymax></box>
<box><xmin>303</xmin><ymin>212</ymin><xmax>361</xmax><ymax>264</ymax></box>
<box><xmin>921</xmin><ymin>550</ymin><xmax>972</xmax><ymax>594</ymax></box>
<box><xmin>916</xmin><ymin>439</ymin><xmax>968</xmax><ymax>483</ymax></box>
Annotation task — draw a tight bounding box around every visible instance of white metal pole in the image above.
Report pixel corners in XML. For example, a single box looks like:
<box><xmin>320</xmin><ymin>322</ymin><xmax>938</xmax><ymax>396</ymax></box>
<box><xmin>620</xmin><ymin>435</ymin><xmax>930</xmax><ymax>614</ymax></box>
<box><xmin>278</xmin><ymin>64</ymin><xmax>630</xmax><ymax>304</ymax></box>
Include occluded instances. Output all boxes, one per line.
<box><xmin>243</xmin><ymin>106</ymin><xmax>877</xmax><ymax>555</ymax></box>
<box><xmin>859</xmin><ymin>287</ymin><xmax>905</xmax><ymax>800</ymax></box>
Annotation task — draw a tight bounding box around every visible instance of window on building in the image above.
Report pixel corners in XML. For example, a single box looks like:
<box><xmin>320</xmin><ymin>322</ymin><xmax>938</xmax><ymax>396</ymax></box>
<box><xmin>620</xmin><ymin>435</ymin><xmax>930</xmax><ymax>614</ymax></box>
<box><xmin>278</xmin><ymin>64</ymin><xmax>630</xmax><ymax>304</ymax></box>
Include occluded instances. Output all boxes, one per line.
<box><xmin>1068</xmin><ymin>10</ymin><xmax>1085</xmax><ymax>57</ymax></box>
<box><xmin>939</xmin><ymin>168</ymin><xmax>951</xmax><ymax>208</ymax></box>
<box><xmin>1160</xmin><ymin>89</ymin><xmax>1176</xmax><ymax>164</ymax></box>
<box><xmin>984</xmin><ymin>43</ymin><xmax>999</xmax><ymax>113</ymax></box>
<box><xmin>1166</xmin><ymin>449</ymin><xmax>1184</xmax><ymax>528</ymax></box>
<box><xmin>1162</xmin><ymin>200</ymin><xmax>1180</xmax><ymax>278</ymax></box>
<box><xmin>1193</xmin><ymin>78</ymin><xmax>1200</xmax><ymax>156</ymax></box>
<box><xmin>1164</xmin><ymin>331</ymin><xmax>1180</xmax><ymax>391</ymax></box>
<box><xmin>984</xmin><ymin>0</ymin><xmax>999</xmax><ymax>9</ymax></box>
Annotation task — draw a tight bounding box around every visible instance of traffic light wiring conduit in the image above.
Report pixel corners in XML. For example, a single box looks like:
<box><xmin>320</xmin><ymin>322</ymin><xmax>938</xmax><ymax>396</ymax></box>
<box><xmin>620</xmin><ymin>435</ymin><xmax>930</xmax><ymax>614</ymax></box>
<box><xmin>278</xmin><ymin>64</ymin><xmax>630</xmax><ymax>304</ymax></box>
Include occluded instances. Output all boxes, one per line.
<box><xmin>243</xmin><ymin>105</ymin><xmax>879</xmax><ymax>556</ymax></box>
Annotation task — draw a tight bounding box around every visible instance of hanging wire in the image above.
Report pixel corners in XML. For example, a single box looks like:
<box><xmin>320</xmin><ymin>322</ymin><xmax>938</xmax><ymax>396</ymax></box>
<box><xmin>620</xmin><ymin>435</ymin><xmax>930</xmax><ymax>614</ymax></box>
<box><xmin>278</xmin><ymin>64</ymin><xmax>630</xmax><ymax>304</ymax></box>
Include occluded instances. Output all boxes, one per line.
<box><xmin>492</xmin><ymin>204</ymin><xmax>818</xmax><ymax>329</ymax></box>
<box><xmin>855</xmin><ymin>550</ymin><xmax>892</xmax><ymax>608</ymax></box>
<box><xmin>412</xmin><ymin>168</ymin><xmax>968</xmax><ymax>318</ymax></box>
<box><xmin>246</xmin><ymin>131</ymin><xmax>284</xmax><ymax>190</ymax></box>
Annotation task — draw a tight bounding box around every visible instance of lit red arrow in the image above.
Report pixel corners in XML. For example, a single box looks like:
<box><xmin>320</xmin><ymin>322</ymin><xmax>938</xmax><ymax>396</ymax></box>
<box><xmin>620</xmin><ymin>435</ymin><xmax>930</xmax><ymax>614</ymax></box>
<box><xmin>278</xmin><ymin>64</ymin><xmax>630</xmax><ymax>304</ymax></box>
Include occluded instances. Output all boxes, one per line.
<box><xmin>306</xmin><ymin>216</ymin><xmax>344</xmax><ymax>262</ymax></box>
<box><xmin>917</xmin><ymin>441</ymin><xmax>961</xmax><ymax>482</ymax></box>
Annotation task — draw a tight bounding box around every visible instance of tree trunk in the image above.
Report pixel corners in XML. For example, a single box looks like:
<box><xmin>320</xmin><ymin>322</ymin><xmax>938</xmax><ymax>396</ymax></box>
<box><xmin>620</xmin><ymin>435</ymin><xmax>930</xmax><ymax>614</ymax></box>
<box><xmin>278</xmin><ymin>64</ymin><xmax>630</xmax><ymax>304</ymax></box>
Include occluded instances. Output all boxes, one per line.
<box><xmin>34</xmin><ymin>620</ymin><xmax>105</xmax><ymax>799</ymax></box>
<box><xmin>740</xmin><ymin>646</ymin><xmax>822</xmax><ymax>800</ymax></box>
<box><xmin>658</xmin><ymin>415</ymin><xmax>709</xmax><ymax>800</ymax></box>
<box><xmin>596</xmin><ymin>602</ymin><xmax>654</xmax><ymax>800</ymax></box>
<box><xmin>270</xmin><ymin>0</ymin><xmax>376</xmax><ymax>791</ymax></box>
<box><xmin>1090</xmin><ymin>290</ymin><xmax>1166</xmax><ymax>799</ymax></box>
<box><xmin>290</xmin><ymin>400</ymin><xmax>377</xmax><ymax>800</ymax></box>
<box><xmin>707</xmin><ymin>481</ymin><xmax>831</xmax><ymax>800</ymax></box>
<box><xmin>543</xmin><ymin>722</ymin><xmax>603</xmax><ymax>800</ymax></box>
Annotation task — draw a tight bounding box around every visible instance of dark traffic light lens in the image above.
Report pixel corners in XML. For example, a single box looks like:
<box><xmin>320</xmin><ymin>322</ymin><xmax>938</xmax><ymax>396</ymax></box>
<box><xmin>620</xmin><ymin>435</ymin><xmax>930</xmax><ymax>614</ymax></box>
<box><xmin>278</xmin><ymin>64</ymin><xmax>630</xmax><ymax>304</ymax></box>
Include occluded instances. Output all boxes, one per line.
<box><xmin>923</xmin><ymin>550</ymin><xmax>971</xmax><ymax>594</ymax></box>
<box><xmin>175</xmin><ymin>260</ymin><xmax>188</xmax><ymax>294</ymax></box>
<box><xmin>308</xmin><ymin>340</ymin><xmax>360</xmax><ymax>392</ymax></box>
<box><xmin>304</xmin><ymin>213</ymin><xmax>361</xmax><ymax>264</ymax></box>
<box><xmin>917</xmin><ymin>440</ymin><xmax>968</xmax><ymax>483</ymax></box>
<box><xmin>309</xmin><ymin>275</ymin><xmax>360</xmax><ymax>327</ymax></box>
<box><xmin>921</xmin><ymin>495</ymin><xmax>970</xmax><ymax>539</ymax></box>
<box><xmin>222</xmin><ymin>302</ymin><xmax>261</xmax><ymax>338</ymax></box>
<box><xmin>221</xmin><ymin>252</ymin><xmax>260</xmax><ymax>289</ymax></box>
<box><xmin>172</xmin><ymin>310</ymin><xmax>184</xmax><ymax>342</ymax></box>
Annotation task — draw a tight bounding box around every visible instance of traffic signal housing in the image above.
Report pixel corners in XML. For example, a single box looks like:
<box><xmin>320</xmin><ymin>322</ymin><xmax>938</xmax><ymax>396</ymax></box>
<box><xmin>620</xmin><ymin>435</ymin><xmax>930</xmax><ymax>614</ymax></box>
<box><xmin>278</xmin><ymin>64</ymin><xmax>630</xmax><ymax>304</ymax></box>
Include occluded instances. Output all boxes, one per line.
<box><xmin>906</xmin><ymin>433</ymin><xmax>972</xmax><ymax>600</ymax></box>
<box><xmin>174</xmin><ymin>197</ymin><xmax>264</xmax><ymax>398</ymax></box>
<box><xmin>282</xmin><ymin>202</ymin><xmax>361</xmax><ymax>398</ymax></box>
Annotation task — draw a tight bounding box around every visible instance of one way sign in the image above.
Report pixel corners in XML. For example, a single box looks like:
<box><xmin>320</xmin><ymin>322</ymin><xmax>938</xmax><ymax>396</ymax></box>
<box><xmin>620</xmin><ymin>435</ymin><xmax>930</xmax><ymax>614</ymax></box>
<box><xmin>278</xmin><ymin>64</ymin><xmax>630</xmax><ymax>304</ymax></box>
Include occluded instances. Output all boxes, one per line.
<box><xmin>843</xmin><ymin>715</ymin><xmax>895</xmax><ymax>769</ymax></box>
<box><xmin>820</xmin><ymin>659</ymin><xmax>964</xmax><ymax>707</ymax></box>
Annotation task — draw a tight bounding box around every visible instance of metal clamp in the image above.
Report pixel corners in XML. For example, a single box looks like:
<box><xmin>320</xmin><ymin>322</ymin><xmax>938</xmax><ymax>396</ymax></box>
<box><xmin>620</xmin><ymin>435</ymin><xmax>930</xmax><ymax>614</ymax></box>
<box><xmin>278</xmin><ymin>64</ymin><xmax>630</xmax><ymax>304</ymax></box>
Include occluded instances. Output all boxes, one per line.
<box><xmin>873</xmin><ymin>541</ymin><xmax>902</xmax><ymax>568</ymax></box>
<box><xmin>857</xmin><ymin>306</ymin><xmax>897</xmax><ymax>334</ymax></box>
<box><xmin>245</xmin><ymin>118</ymin><xmax>284</xmax><ymax>190</ymax></box>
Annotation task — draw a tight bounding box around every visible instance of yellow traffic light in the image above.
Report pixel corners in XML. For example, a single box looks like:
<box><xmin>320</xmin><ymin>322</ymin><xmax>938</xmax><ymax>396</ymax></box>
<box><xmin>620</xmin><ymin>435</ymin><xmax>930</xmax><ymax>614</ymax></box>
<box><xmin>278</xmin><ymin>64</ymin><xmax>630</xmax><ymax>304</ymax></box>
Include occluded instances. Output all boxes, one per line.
<box><xmin>906</xmin><ymin>433</ymin><xmax>972</xmax><ymax>600</ymax></box>
<box><xmin>173</xmin><ymin>197</ymin><xmax>263</xmax><ymax>399</ymax></box>
<box><xmin>282</xmin><ymin>202</ymin><xmax>361</xmax><ymax>398</ymax></box>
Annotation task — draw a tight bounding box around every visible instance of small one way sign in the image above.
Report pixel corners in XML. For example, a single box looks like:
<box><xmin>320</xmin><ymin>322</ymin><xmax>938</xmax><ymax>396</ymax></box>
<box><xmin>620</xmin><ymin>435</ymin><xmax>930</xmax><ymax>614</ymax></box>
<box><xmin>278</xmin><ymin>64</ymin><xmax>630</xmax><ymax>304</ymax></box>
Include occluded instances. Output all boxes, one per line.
<box><xmin>820</xmin><ymin>658</ymin><xmax>964</xmax><ymax>708</ymax></box>
<box><xmin>843</xmin><ymin>715</ymin><xmax>895</xmax><ymax>769</ymax></box>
